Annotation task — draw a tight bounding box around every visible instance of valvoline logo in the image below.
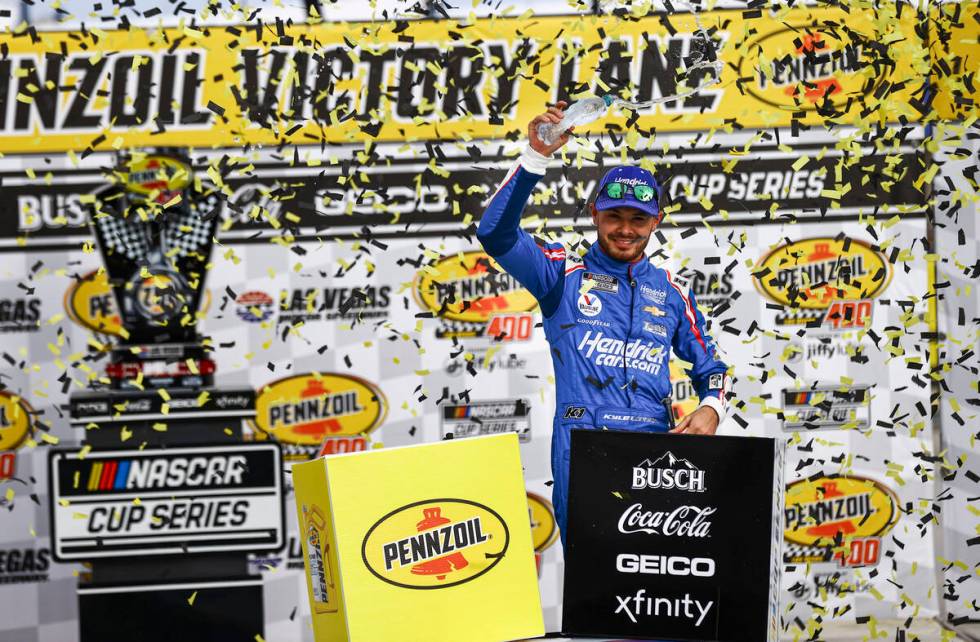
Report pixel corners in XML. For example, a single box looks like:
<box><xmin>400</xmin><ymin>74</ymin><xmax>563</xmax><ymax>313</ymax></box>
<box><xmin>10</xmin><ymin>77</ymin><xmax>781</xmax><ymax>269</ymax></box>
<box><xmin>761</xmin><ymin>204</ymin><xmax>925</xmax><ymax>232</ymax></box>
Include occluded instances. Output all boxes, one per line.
<box><xmin>741</xmin><ymin>23</ymin><xmax>880</xmax><ymax>111</ymax></box>
<box><xmin>413</xmin><ymin>251</ymin><xmax>537</xmax><ymax>327</ymax></box>
<box><xmin>754</xmin><ymin>237</ymin><xmax>890</xmax><ymax>314</ymax></box>
<box><xmin>361</xmin><ymin>499</ymin><xmax>509</xmax><ymax>589</ymax></box>
<box><xmin>0</xmin><ymin>391</ymin><xmax>34</xmax><ymax>451</ymax></box>
<box><xmin>784</xmin><ymin>475</ymin><xmax>898</xmax><ymax>548</ymax></box>
<box><xmin>253</xmin><ymin>373</ymin><xmax>387</xmax><ymax>447</ymax></box>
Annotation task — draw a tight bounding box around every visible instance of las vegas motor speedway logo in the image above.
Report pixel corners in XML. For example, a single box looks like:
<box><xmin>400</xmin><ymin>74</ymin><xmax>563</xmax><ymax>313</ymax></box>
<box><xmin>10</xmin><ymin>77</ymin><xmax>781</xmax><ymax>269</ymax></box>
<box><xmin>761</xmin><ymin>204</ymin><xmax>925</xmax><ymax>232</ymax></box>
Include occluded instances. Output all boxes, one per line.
<box><xmin>49</xmin><ymin>444</ymin><xmax>284</xmax><ymax>559</ymax></box>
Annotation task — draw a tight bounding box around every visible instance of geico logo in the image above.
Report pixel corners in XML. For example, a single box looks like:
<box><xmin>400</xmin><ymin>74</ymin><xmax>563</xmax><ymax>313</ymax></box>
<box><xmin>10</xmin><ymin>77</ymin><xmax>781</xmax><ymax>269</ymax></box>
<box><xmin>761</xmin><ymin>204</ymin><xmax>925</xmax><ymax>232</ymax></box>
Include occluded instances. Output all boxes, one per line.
<box><xmin>577</xmin><ymin>331</ymin><xmax>666</xmax><ymax>374</ymax></box>
<box><xmin>383</xmin><ymin>517</ymin><xmax>488</xmax><ymax>571</ymax></box>
<box><xmin>615</xmin><ymin>554</ymin><xmax>715</xmax><ymax>577</ymax></box>
<box><xmin>317</xmin><ymin>185</ymin><xmax>448</xmax><ymax>216</ymax></box>
<box><xmin>92</xmin><ymin>455</ymin><xmax>248</xmax><ymax>490</ymax></box>
<box><xmin>267</xmin><ymin>391</ymin><xmax>363</xmax><ymax>427</ymax></box>
<box><xmin>167</xmin><ymin>398</ymin><xmax>199</xmax><ymax>409</ymax></box>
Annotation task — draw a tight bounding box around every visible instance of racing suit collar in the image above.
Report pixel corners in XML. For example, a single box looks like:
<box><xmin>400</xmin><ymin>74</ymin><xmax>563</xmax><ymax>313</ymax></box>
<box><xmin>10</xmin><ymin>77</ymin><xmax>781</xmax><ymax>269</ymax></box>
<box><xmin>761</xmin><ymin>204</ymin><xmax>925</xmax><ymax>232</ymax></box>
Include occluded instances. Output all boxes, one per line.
<box><xmin>587</xmin><ymin>241</ymin><xmax>650</xmax><ymax>279</ymax></box>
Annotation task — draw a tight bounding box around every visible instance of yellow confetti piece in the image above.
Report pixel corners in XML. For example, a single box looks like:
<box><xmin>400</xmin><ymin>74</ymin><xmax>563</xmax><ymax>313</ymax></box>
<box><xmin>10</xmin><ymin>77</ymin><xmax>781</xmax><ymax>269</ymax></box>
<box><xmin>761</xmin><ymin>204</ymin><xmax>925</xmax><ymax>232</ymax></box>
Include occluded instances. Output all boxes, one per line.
<box><xmin>187</xmin><ymin>591</ymin><xmax>197</xmax><ymax>605</ymax></box>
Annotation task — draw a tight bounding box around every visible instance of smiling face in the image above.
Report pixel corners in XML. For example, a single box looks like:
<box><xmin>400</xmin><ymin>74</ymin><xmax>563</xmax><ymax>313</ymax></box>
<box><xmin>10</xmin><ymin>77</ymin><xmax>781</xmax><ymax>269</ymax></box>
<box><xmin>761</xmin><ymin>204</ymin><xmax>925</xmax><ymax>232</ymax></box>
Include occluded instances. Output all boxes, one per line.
<box><xmin>591</xmin><ymin>205</ymin><xmax>659</xmax><ymax>263</ymax></box>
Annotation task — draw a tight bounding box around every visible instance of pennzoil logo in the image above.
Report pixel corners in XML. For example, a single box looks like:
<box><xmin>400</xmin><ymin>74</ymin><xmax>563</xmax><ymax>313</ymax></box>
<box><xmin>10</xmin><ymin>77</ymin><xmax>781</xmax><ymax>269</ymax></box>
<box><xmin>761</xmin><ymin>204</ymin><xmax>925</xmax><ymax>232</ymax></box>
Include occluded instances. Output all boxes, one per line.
<box><xmin>253</xmin><ymin>374</ymin><xmax>386</xmax><ymax>460</ymax></box>
<box><xmin>119</xmin><ymin>155</ymin><xmax>192</xmax><ymax>204</ymax></box>
<box><xmin>0</xmin><ymin>391</ymin><xmax>34</xmax><ymax>451</ymax></box>
<box><xmin>754</xmin><ymin>238</ymin><xmax>890</xmax><ymax>326</ymax></box>
<box><xmin>413</xmin><ymin>251</ymin><xmax>537</xmax><ymax>339</ymax></box>
<box><xmin>742</xmin><ymin>24</ymin><xmax>878</xmax><ymax>110</ymax></box>
<box><xmin>361</xmin><ymin>499</ymin><xmax>509</xmax><ymax>589</ymax></box>
<box><xmin>784</xmin><ymin>475</ymin><xmax>898</xmax><ymax>564</ymax></box>
<box><xmin>527</xmin><ymin>492</ymin><xmax>558</xmax><ymax>554</ymax></box>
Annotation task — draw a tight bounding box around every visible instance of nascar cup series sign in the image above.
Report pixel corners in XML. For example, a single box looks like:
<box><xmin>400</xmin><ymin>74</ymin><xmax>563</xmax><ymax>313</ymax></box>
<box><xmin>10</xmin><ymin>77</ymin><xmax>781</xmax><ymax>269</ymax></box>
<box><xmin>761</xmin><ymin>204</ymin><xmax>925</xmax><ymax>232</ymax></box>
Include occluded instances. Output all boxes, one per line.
<box><xmin>563</xmin><ymin>430</ymin><xmax>785</xmax><ymax>641</ymax></box>
<box><xmin>49</xmin><ymin>444</ymin><xmax>284</xmax><ymax>559</ymax></box>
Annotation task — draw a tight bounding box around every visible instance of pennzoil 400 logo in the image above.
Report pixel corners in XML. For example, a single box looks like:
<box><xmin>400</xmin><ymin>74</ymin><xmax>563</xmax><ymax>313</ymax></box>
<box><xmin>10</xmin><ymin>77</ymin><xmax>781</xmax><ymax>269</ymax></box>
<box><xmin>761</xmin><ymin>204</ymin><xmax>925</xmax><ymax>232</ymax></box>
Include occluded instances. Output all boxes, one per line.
<box><xmin>754</xmin><ymin>237</ymin><xmax>891</xmax><ymax>327</ymax></box>
<box><xmin>252</xmin><ymin>373</ymin><xmax>387</xmax><ymax>461</ymax></box>
<box><xmin>784</xmin><ymin>475</ymin><xmax>898</xmax><ymax>567</ymax></box>
<box><xmin>361</xmin><ymin>498</ymin><xmax>509</xmax><ymax>589</ymax></box>
<box><xmin>413</xmin><ymin>251</ymin><xmax>537</xmax><ymax>340</ymax></box>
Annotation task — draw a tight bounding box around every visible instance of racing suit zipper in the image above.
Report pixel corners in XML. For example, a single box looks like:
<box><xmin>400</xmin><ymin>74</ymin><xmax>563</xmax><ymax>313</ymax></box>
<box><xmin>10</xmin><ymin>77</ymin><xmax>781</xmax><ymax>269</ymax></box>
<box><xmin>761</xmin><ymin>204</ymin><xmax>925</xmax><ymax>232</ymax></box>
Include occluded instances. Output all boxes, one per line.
<box><xmin>626</xmin><ymin>264</ymin><xmax>636</xmax><ymax>407</ymax></box>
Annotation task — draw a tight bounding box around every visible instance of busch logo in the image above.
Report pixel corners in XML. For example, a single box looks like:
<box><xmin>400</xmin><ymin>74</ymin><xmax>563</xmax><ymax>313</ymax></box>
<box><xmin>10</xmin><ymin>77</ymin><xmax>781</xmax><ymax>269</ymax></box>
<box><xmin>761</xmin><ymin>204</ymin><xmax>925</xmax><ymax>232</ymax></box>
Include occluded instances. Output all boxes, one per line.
<box><xmin>577</xmin><ymin>331</ymin><xmax>665</xmax><ymax>374</ymax></box>
<box><xmin>618</xmin><ymin>504</ymin><xmax>715</xmax><ymax>537</ymax></box>
<box><xmin>632</xmin><ymin>452</ymin><xmax>706</xmax><ymax>493</ymax></box>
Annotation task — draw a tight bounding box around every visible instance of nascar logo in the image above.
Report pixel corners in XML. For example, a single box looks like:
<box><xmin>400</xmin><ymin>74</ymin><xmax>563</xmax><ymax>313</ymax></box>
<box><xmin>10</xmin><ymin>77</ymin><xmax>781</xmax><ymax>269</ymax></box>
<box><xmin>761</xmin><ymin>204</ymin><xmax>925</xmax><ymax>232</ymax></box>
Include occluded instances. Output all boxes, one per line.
<box><xmin>84</xmin><ymin>455</ymin><xmax>247</xmax><ymax>491</ymax></box>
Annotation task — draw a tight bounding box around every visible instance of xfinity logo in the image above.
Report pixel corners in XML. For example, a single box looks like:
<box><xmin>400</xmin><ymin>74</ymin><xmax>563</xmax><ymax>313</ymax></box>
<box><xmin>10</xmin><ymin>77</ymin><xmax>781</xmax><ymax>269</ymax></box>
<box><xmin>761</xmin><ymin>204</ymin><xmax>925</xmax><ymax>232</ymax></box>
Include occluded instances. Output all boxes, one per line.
<box><xmin>632</xmin><ymin>452</ymin><xmax>706</xmax><ymax>493</ymax></box>
<box><xmin>614</xmin><ymin>589</ymin><xmax>714</xmax><ymax>627</ymax></box>
<box><xmin>616</xmin><ymin>553</ymin><xmax>715</xmax><ymax>577</ymax></box>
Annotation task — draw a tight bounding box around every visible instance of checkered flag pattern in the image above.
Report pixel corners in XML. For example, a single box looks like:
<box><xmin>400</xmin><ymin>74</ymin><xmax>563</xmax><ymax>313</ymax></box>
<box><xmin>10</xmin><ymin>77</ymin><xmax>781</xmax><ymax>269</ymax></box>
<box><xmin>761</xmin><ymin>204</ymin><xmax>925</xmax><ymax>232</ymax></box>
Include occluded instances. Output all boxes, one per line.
<box><xmin>782</xmin><ymin>544</ymin><xmax>832</xmax><ymax>564</ymax></box>
<box><xmin>93</xmin><ymin>213</ymin><xmax>153</xmax><ymax>262</ymax></box>
<box><xmin>163</xmin><ymin>202</ymin><xmax>217</xmax><ymax>258</ymax></box>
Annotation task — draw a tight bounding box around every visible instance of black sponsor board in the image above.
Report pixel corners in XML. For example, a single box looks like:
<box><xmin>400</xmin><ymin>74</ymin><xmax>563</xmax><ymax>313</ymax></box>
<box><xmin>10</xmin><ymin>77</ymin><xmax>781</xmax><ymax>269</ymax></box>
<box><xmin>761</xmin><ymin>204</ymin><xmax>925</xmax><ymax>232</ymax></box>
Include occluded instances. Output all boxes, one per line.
<box><xmin>69</xmin><ymin>387</ymin><xmax>254</xmax><ymax>423</ymax></box>
<box><xmin>48</xmin><ymin>443</ymin><xmax>284</xmax><ymax>559</ymax></box>
<box><xmin>563</xmin><ymin>430</ymin><xmax>784</xmax><ymax>641</ymax></box>
<box><xmin>1</xmin><ymin>148</ymin><xmax>927</xmax><ymax>244</ymax></box>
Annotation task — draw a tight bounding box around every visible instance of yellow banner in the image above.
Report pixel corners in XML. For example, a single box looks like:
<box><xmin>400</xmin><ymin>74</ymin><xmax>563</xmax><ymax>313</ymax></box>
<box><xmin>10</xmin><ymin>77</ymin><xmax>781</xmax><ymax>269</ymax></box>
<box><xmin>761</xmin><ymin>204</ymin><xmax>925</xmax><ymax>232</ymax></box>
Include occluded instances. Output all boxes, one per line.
<box><xmin>0</xmin><ymin>6</ymin><xmax>939</xmax><ymax>152</ymax></box>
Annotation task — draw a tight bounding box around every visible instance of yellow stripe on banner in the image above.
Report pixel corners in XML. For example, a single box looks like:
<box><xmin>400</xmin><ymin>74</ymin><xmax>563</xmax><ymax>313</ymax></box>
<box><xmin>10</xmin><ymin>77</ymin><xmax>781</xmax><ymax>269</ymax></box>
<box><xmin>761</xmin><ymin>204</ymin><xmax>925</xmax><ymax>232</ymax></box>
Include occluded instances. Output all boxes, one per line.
<box><xmin>0</xmin><ymin>5</ymin><xmax>931</xmax><ymax>153</ymax></box>
<box><xmin>88</xmin><ymin>462</ymin><xmax>102</xmax><ymax>492</ymax></box>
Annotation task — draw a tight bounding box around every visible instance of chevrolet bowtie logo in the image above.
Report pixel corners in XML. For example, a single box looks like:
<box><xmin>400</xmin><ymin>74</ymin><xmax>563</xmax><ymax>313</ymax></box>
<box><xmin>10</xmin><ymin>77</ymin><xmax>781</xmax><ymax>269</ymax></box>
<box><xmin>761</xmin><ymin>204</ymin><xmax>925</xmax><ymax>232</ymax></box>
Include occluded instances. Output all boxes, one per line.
<box><xmin>643</xmin><ymin>305</ymin><xmax>666</xmax><ymax>317</ymax></box>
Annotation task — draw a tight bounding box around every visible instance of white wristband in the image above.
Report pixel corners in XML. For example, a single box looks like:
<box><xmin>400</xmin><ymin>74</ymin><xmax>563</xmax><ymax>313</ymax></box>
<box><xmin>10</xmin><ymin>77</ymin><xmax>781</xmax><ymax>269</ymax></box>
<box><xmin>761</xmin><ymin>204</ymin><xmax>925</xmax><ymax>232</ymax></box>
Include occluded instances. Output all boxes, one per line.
<box><xmin>519</xmin><ymin>145</ymin><xmax>551</xmax><ymax>176</ymax></box>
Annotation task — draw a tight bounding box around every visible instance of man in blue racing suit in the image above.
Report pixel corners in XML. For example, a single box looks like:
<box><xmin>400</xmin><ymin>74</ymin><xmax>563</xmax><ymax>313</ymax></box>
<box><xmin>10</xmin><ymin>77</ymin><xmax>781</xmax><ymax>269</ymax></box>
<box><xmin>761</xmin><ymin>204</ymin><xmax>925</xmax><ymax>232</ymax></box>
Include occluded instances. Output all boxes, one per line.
<box><xmin>477</xmin><ymin>102</ymin><xmax>729</xmax><ymax>541</ymax></box>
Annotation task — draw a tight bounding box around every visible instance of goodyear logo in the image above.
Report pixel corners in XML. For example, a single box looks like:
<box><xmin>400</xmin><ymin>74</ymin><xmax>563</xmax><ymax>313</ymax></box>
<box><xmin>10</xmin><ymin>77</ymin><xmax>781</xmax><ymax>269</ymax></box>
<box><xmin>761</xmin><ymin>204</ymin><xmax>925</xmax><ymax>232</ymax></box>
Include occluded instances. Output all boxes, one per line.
<box><xmin>361</xmin><ymin>499</ymin><xmax>508</xmax><ymax>589</ymax></box>
<box><xmin>754</xmin><ymin>237</ymin><xmax>890</xmax><ymax>317</ymax></box>
<box><xmin>254</xmin><ymin>374</ymin><xmax>386</xmax><ymax>447</ymax></box>
<box><xmin>742</xmin><ymin>24</ymin><xmax>878</xmax><ymax>111</ymax></box>
<box><xmin>119</xmin><ymin>155</ymin><xmax>192</xmax><ymax>203</ymax></box>
<box><xmin>784</xmin><ymin>475</ymin><xmax>898</xmax><ymax>547</ymax></box>
<box><xmin>527</xmin><ymin>492</ymin><xmax>558</xmax><ymax>554</ymax></box>
<box><xmin>0</xmin><ymin>392</ymin><xmax>33</xmax><ymax>451</ymax></box>
<box><xmin>413</xmin><ymin>251</ymin><xmax>536</xmax><ymax>333</ymax></box>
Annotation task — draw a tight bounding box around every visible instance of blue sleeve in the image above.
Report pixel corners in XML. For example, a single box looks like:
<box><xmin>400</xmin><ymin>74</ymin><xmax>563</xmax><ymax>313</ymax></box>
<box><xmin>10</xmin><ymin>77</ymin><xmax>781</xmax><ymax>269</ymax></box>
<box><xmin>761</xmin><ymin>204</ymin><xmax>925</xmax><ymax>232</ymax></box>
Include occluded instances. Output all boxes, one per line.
<box><xmin>476</xmin><ymin>150</ymin><xmax>566</xmax><ymax>318</ymax></box>
<box><xmin>666</xmin><ymin>272</ymin><xmax>730</xmax><ymax>417</ymax></box>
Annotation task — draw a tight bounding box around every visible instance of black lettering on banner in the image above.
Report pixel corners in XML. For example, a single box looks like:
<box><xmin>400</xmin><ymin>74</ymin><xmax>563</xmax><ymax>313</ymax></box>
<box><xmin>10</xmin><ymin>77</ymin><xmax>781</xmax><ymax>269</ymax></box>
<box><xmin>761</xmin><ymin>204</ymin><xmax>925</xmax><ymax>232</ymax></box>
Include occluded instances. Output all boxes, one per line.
<box><xmin>111</xmin><ymin>55</ymin><xmax>153</xmax><ymax>126</ymax></box>
<box><xmin>63</xmin><ymin>57</ymin><xmax>108</xmax><ymax>129</ymax></box>
<box><xmin>15</xmin><ymin>55</ymin><xmax>61</xmax><ymax>130</ymax></box>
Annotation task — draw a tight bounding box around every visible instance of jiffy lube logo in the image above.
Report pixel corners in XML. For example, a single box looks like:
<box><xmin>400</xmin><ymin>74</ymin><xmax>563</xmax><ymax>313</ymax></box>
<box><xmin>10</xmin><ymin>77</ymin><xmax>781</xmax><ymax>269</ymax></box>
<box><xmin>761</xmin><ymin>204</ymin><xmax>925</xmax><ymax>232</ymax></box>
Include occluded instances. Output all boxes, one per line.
<box><xmin>577</xmin><ymin>331</ymin><xmax>666</xmax><ymax>374</ymax></box>
<box><xmin>754</xmin><ymin>237</ymin><xmax>890</xmax><ymax>325</ymax></box>
<box><xmin>0</xmin><ymin>392</ymin><xmax>33</xmax><ymax>451</ymax></box>
<box><xmin>254</xmin><ymin>373</ymin><xmax>386</xmax><ymax>452</ymax></box>
<box><xmin>784</xmin><ymin>475</ymin><xmax>898</xmax><ymax>546</ymax></box>
<box><xmin>413</xmin><ymin>251</ymin><xmax>537</xmax><ymax>338</ymax></box>
<box><xmin>742</xmin><ymin>23</ymin><xmax>878</xmax><ymax>110</ymax></box>
<box><xmin>361</xmin><ymin>499</ymin><xmax>509</xmax><ymax>589</ymax></box>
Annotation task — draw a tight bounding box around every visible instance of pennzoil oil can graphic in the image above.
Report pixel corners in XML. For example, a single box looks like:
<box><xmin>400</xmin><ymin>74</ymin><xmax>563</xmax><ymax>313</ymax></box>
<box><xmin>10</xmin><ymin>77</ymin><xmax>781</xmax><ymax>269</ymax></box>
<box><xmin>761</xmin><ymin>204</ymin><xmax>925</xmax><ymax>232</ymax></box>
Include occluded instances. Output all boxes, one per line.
<box><xmin>303</xmin><ymin>504</ymin><xmax>337</xmax><ymax>613</ymax></box>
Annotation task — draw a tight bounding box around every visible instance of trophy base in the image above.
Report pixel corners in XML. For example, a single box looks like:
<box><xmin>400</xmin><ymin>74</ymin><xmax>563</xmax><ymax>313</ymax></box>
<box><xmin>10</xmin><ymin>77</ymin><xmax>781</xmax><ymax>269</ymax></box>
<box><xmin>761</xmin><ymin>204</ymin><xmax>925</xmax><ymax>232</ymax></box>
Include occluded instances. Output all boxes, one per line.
<box><xmin>69</xmin><ymin>386</ymin><xmax>255</xmax><ymax>448</ymax></box>
<box><xmin>106</xmin><ymin>342</ymin><xmax>215</xmax><ymax>389</ymax></box>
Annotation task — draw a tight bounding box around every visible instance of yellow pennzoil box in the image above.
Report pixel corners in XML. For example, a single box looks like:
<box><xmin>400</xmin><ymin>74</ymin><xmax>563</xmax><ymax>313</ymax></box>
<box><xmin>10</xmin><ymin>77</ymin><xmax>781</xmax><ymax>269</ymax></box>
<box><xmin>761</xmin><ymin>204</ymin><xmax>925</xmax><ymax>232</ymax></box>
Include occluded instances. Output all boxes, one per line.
<box><xmin>291</xmin><ymin>433</ymin><xmax>544</xmax><ymax>642</ymax></box>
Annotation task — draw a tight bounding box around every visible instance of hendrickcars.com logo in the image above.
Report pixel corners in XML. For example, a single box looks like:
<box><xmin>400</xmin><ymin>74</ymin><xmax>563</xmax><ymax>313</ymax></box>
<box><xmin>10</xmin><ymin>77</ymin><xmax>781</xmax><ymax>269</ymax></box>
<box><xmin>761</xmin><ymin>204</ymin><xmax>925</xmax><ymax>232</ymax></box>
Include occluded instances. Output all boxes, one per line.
<box><xmin>754</xmin><ymin>237</ymin><xmax>891</xmax><ymax>326</ymax></box>
<box><xmin>783</xmin><ymin>475</ymin><xmax>898</xmax><ymax>566</ymax></box>
<box><xmin>361</xmin><ymin>498</ymin><xmax>509</xmax><ymax>589</ymax></box>
<box><xmin>740</xmin><ymin>23</ymin><xmax>881</xmax><ymax>111</ymax></box>
<box><xmin>413</xmin><ymin>251</ymin><xmax>537</xmax><ymax>340</ymax></box>
<box><xmin>253</xmin><ymin>373</ymin><xmax>387</xmax><ymax>461</ymax></box>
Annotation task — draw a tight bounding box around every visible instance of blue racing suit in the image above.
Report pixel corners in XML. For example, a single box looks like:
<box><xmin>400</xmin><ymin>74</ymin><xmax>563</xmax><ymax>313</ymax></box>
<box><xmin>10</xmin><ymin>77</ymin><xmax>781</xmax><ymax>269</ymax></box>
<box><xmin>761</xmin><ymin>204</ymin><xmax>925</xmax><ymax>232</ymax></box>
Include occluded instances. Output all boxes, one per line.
<box><xmin>477</xmin><ymin>146</ymin><xmax>729</xmax><ymax>539</ymax></box>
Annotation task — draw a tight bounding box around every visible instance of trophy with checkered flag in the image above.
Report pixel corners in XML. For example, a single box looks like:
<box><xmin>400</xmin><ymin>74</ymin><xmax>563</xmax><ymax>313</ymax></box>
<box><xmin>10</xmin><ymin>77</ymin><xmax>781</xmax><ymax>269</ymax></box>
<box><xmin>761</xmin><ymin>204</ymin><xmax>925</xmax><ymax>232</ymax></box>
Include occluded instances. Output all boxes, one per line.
<box><xmin>84</xmin><ymin>150</ymin><xmax>222</xmax><ymax>389</ymax></box>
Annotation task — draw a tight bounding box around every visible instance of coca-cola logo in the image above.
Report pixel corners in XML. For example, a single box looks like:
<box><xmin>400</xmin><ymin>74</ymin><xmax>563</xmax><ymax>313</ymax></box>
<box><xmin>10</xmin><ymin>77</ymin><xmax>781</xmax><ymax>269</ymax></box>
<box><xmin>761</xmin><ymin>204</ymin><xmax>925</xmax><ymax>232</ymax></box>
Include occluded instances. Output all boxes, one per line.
<box><xmin>617</xmin><ymin>503</ymin><xmax>716</xmax><ymax>538</ymax></box>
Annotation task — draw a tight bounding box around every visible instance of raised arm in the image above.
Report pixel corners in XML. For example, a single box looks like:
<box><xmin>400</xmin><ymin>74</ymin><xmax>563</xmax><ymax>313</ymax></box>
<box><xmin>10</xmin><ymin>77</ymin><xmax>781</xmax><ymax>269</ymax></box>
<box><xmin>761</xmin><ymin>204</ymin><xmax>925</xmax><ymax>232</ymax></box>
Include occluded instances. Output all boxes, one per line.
<box><xmin>476</xmin><ymin>102</ymin><xmax>574</xmax><ymax>318</ymax></box>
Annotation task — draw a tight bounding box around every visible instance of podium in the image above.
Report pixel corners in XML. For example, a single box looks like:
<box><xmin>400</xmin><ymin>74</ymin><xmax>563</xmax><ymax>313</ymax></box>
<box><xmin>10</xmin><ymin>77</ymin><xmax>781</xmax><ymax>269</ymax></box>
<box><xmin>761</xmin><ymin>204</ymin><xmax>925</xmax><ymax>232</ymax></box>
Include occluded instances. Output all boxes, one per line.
<box><xmin>291</xmin><ymin>433</ymin><xmax>544</xmax><ymax>642</ymax></box>
<box><xmin>562</xmin><ymin>429</ymin><xmax>785</xmax><ymax>641</ymax></box>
